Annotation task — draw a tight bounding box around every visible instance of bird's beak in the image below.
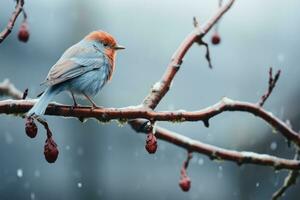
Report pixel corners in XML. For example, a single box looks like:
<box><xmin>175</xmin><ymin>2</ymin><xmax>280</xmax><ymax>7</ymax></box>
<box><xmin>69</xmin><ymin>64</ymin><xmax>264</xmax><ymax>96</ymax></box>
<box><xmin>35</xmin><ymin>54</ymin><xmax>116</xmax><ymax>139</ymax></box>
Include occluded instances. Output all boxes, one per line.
<box><xmin>114</xmin><ymin>44</ymin><xmax>125</xmax><ymax>50</ymax></box>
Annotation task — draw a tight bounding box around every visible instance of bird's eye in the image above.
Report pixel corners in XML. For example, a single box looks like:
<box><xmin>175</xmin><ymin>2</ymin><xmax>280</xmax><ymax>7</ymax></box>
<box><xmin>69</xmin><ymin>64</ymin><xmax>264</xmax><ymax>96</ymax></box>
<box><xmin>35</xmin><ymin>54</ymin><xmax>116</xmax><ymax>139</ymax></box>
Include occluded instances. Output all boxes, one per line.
<box><xmin>103</xmin><ymin>43</ymin><xmax>108</xmax><ymax>47</ymax></box>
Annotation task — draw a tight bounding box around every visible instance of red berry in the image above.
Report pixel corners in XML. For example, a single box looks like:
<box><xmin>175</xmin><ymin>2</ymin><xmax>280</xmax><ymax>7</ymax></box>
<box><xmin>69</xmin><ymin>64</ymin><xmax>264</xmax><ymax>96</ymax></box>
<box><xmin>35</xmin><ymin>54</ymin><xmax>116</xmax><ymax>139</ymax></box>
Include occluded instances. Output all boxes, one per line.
<box><xmin>25</xmin><ymin>117</ymin><xmax>38</xmax><ymax>138</ymax></box>
<box><xmin>145</xmin><ymin>133</ymin><xmax>157</xmax><ymax>154</ymax></box>
<box><xmin>18</xmin><ymin>23</ymin><xmax>30</xmax><ymax>42</ymax></box>
<box><xmin>211</xmin><ymin>33</ymin><xmax>221</xmax><ymax>45</ymax></box>
<box><xmin>179</xmin><ymin>176</ymin><xmax>191</xmax><ymax>192</ymax></box>
<box><xmin>44</xmin><ymin>137</ymin><xmax>59</xmax><ymax>163</ymax></box>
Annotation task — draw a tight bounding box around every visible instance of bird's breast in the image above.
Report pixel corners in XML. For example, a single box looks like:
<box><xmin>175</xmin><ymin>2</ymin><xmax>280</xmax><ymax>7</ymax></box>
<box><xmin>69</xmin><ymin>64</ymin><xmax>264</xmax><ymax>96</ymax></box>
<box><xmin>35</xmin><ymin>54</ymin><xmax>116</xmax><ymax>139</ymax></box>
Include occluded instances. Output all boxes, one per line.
<box><xmin>104</xmin><ymin>49</ymin><xmax>116</xmax><ymax>81</ymax></box>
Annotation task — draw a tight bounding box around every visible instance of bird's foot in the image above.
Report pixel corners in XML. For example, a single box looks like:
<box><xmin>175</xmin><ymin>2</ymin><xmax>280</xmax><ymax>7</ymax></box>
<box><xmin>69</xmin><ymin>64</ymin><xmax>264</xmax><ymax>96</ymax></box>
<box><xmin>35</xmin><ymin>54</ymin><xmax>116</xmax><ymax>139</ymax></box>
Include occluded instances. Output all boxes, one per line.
<box><xmin>90</xmin><ymin>104</ymin><xmax>103</xmax><ymax>110</ymax></box>
<box><xmin>71</xmin><ymin>103</ymin><xmax>79</xmax><ymax>110</ymax></box>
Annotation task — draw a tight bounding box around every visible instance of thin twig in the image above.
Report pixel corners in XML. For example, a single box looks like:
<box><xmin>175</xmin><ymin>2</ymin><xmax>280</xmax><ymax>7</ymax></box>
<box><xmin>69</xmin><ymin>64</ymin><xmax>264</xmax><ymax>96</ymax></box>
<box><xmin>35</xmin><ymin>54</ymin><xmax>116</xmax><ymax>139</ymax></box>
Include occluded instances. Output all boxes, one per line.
<box><xmin>0</xmin><ymin>0</ymin><xmax>25</xmax><ymax>43</ymax></box>
<box><xmin>258</xmin><ymin>67</ymin><xmax>281</xmax><ymax>107</ymax></box>
<box><xmin>36</xmin><ymin>118</ymin><xmax>52</xmax><ymax>138</ymax></box>
<box><xmin>272</xmin><ymin>149</ymin><xmax>300</xmax><ymax>200</ymax></box>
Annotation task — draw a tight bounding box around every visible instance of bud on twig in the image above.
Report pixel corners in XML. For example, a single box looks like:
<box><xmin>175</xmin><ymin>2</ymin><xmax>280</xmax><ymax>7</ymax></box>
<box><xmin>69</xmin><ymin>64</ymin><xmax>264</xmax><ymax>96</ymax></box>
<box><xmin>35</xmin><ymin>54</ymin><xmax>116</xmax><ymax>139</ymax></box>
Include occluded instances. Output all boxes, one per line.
<box><xmin>179</xmin><ymin>176</ymin><xmax>191</xmax><ymax>192</ymax></box>
<box><xmin>211</xmin><ymin>32</ymin><xmax>221</xmax><ymax>45</ymax></box>
<box><xmin>145</xmin><ymin>132</ymin><xmax>157</xmax><ymax>154</ymax></box>
<box><xmin>179</xmin><ymin>152</ymin><xmax>193</xmax><ymax>192</ymax></box>
<box><xmin>18</xmin><ymin>22</ymin><xmax>29</xmax><ymax>43</ymax></box>
<box><xmin>25</xmin><ymin>117</ymin><xmax>37</xmax><ymax>138</ymax></box>
<box><xmin>44</xmin><ymin>136</ymin><xmax>59</xmax><ymax>163</ymax></box>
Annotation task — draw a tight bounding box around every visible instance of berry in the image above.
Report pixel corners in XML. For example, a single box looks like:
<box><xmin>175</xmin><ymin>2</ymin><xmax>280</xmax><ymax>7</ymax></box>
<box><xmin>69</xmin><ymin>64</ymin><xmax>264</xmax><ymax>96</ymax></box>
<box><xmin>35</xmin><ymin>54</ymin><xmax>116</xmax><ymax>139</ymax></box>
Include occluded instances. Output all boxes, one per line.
<box><xmin>145</xmin><ymin>133</ymin><xmax>157</xmax><ymax>154</ymax></box>
<box><xmin>211</xmin><ymin>33</ymin><xmax>221</xmax><ymax>45</ymax></box>
<box><xmin>25</xmin><ymin>117</ymin><xmax>38</xmax><ymax>138</ymax></box>
<box><xmin>44</xmin><ymin>137</ymin><xmax>59</xmax><ymax>163</ymax></box>
<box><xmin>179</xmin><ymin>176</ymin><xmax>191</xmax><ymax>192</ymax></box>
<box><xmin>18</xmin><ymin>22</ymin><xmax>30</xmax><ymax>42</ymax></box>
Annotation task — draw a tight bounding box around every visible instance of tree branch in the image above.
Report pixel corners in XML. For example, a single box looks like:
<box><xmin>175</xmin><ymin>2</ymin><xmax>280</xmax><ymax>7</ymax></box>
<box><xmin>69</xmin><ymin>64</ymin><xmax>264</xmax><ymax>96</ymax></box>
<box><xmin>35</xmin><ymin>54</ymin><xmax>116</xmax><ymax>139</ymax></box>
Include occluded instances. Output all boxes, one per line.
<box><xmin>0</xmin><ymin>79</ymin><xmax>23</xmax><ymax>99</ymax></box>
<box><xmin>258</xmin><ymin>67</ymin><xmax>281</xmax><ymax>107</ymax></box>
<box><xmin>141</xmin><ymin>0</ymin><xmax>235</xmax><ymax>109</ymax></box>
<box><xmin>0</xmin><ymin>97</ymin><xmax>299</xmax><ymax>147</ymax></box>
<box><xmin>0</xmin><ymin>0</ymin><xmax>25</xmax><ymax>43</ymax></box>
<box><xmin>272</xmin><ymin>149</ymin><xmax>300</xmax><ymax>199</ymax></box>
<box><xmin>130</xmin><ymin>119</ymin><xmax>300</xmax><ymax>170</ymax></box>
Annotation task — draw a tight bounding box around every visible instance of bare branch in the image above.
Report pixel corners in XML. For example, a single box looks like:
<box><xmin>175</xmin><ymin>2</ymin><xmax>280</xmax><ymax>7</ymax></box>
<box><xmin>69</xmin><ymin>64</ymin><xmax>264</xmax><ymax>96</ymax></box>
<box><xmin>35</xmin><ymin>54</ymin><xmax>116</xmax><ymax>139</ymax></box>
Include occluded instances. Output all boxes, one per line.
<box><xmin>141</xmin><ymin>0</ymin><xmax>235</xmax><ymax>109</ymax></box>
<box><xmin>0</xmin><ymin>79</ymin><xmax>23</xmax><ymax>99</ymax></box>
<box><xmin>0</xmin><ymin>0</ymin><xmax>25</xmax><ymax>43</ymax></box>
<box><xmin>130</xmin><ymin>119</ymin><xmax>300</xmax><ymax>170</ymax></box>
<box><xmin>193</xmin><ymin>17</ymin><xmax>199</xmax><ymax>28</ymax></box>
<box><xmin>179</xmin><ymin>151</ymin><xmax>193</xmax><ymax>191</ymax></box>
<box><xmin>258</xmin><ymin>67</ymin><xmax>281</xmax><ymax>107</ymax></box>
<box><xmin>197</xmin><ymin>40</ymin><xmax>213</xmax><ymax>68</ymax></box>
<box><xmin>272</xmin><ymin>149</ymin><xmax>300</xmax><ymax>200</ymax></box>
<box><xmin>1</xmin><ymin>97</ymin><xmax>299</xmax><ymax>147</ymax></box>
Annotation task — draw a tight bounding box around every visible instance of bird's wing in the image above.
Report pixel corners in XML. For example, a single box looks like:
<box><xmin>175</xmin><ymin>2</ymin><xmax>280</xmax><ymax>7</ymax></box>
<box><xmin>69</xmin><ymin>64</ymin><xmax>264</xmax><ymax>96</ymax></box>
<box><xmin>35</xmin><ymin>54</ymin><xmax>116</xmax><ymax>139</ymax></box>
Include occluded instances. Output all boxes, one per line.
<box><xmin>42</xmin><ymin>42</ymin><xmax>106</xmax><ymax>86</ymax></box>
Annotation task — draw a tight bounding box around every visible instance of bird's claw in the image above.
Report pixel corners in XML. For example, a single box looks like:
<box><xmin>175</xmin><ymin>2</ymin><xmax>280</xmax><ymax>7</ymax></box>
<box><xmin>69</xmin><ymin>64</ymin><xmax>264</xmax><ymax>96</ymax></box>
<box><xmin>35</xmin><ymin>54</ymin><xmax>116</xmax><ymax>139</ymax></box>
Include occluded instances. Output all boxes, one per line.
<box><xmin>71</xmin><ymin>104</ymin><xmax>78</xmax><ymax>110</ymax></box>
<box><xmin>90</xmin><ymin>104</ymin><xmax>103</xmax><ymax>110</ymax></box>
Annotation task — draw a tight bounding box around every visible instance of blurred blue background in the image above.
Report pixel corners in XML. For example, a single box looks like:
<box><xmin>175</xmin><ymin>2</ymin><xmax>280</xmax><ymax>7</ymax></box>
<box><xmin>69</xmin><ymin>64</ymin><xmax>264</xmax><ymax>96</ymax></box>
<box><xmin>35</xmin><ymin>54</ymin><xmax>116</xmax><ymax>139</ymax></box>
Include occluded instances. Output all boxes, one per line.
<box><xmin>1</xmin><ymin>0</ymin><xmax>300</xmax><ymax>199</ymax></box>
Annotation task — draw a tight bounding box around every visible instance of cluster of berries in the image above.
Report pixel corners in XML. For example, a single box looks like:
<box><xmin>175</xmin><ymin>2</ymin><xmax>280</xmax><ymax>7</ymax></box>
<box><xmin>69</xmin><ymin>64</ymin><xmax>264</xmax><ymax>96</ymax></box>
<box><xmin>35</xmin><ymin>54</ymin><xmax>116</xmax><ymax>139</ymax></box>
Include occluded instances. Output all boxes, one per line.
<box><xmin>25</xmin><ymin>117</ymin><xmax>59</xmax><ymax>163</ymax></box>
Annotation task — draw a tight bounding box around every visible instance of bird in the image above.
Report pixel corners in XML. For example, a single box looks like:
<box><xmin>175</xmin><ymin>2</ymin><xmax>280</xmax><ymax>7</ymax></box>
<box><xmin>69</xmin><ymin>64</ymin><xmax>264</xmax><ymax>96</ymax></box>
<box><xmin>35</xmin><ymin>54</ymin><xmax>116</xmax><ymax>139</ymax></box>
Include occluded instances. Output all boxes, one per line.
<box><xmin>27</xmin><ymin>30</ymin><xmax>125</xmax><ymax>117</ymax></box>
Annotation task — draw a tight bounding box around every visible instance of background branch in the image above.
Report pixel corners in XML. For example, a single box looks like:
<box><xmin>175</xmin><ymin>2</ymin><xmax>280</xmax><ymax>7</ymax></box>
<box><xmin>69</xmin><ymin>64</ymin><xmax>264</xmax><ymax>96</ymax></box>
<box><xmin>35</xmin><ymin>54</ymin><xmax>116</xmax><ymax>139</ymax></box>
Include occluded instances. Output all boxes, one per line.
<box><xmin>258</xmin><ymin>68</ymin><xmax>281</xmax><ymax>107</ymax></box>
<box><xmin>0</xmin><ymin>79</ymin><xmax>23</xmax><ymax>99</ymax></box>
<box><xmin>0</xmin><ymin>0</ymin><xmax>25</xmax><ymax>43</ymax></box>
<box><xmin>272</xmin><ymin>149</ymin><xmax>300</xmax><ymax>199</ymax></box>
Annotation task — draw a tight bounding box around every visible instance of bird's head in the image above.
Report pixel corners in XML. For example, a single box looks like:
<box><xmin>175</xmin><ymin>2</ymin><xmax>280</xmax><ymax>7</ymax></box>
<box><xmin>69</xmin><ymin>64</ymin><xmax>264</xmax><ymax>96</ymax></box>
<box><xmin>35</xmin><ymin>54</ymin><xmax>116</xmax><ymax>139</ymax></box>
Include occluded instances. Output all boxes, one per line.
<box><xmin>84</xmin><ymin>30</ymin><xmax>124</xmax><ymax>81</ymax></box>
<box><xmin>84</xmin><ymin>30</ymin><xmax>125</xmax><ymax>51</ymax></box>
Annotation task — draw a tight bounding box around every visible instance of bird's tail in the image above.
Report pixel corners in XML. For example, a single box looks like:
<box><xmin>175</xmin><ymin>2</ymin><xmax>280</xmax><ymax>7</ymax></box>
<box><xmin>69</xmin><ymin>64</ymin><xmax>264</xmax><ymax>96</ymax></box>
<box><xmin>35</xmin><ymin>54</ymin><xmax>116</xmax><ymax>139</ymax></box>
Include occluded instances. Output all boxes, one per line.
<box><xmin>27</xmin><ymin>86</ymin><xmax>60</xmax><ymax>117</ymax></box>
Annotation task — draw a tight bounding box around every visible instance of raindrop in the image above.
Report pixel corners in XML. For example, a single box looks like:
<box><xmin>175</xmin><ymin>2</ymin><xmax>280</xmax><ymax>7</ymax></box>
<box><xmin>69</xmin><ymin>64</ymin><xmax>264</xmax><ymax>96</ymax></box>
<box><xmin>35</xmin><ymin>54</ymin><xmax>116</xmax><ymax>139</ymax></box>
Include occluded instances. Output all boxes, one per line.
<box><xmin>217</xmin><ymin>166</ymin><xmax>223</xmax><ymax>178</ymax></box>
<box><xmin>30</xmin><ymin>192</ymin><xmax>35</xmax><ymax>200</ymax></box>
<box><xmin>270</xmin><ymin>142</ymin><xmax>277</xmax><ymax>151</ymax></box>
<box><xmin>77</xmin><ymin>182</ymin><xmax>83</xmax><ymax>188</ymax></box>
<box><xmin>134</xmin><ymin>151</ymin><xmax>139</xmax><ymax>157</ymax></box>
<box><xmin>65</xmin><ymin>145</ymin><xmax>71</xmax><ymax>151</ymax></box>
<box><xmin>17</xmin><ymin>169</ymin><xmax>23</xmax><ymax>178</ymax></box>
<box><xmin>4</xmin><ymin>132</ymin><xmax>13</xmax><ymax>144</ymax></box>
<box><xmin>34</xmin><ymin>170</ymin><xmax>40</xmax><ymax>178</ymax></box>
<box><xmin>256</xmin><ymin>182</ymin><xmax>260</xmax><ymax>187</ymax></box>
<box><xmin>198</xmin><ymin>158</ymin><xmax>204</xmax><ymax>166</ymax></box>
<box><xmin>277</xmin><ymin>53</ymin><xmax>285</xmax><ymax>63</ymax></box>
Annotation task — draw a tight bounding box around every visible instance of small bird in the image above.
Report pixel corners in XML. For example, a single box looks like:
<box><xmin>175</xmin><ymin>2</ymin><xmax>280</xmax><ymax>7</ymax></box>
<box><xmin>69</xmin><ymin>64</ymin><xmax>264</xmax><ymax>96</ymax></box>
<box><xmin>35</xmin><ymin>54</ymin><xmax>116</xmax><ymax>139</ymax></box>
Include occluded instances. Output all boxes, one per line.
<box><xmin>27</xmin><ymin>30</ymin><xmax>125</xmax><ymax>117</ymax></box>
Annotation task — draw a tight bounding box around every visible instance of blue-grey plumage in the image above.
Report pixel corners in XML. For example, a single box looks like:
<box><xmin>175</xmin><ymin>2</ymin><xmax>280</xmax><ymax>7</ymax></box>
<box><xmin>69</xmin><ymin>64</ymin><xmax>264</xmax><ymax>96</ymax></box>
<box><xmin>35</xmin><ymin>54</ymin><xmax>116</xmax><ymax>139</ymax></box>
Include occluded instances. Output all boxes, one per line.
<box><xmin>27</xmin><ymin>30</ymin><xmax>125</xmax><ymax>117</ymax></box>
